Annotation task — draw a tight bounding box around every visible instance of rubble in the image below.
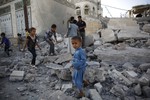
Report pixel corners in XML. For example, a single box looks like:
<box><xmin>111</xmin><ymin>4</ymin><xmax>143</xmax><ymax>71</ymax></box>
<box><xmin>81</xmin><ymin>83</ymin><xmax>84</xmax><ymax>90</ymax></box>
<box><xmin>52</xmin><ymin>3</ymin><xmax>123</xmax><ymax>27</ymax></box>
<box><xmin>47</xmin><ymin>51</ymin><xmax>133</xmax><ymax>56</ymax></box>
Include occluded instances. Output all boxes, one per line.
<box><xmin>89</xmin><ymin>89</ymin><xmax>103</xmax><ymax>100</ymax></box>
<box><xmin>9</xmin><ymin>71</ymin><xmax>25</xmax><ymax>81</ymax></box>
<box><xmin>94</xmin><ymin>82</ymin><xmax>103</xmax><ymax>94</ymax></box>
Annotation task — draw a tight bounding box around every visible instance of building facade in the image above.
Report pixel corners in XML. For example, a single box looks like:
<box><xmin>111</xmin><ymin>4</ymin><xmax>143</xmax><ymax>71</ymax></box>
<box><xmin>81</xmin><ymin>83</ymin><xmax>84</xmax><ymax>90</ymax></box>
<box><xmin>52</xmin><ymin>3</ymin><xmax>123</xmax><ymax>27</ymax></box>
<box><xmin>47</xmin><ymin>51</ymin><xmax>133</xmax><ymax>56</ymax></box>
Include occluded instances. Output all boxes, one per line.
<box><xmin>0</xmin><ymin>0</ymin><xmax>102</xmax><ymax>37</ymax></box>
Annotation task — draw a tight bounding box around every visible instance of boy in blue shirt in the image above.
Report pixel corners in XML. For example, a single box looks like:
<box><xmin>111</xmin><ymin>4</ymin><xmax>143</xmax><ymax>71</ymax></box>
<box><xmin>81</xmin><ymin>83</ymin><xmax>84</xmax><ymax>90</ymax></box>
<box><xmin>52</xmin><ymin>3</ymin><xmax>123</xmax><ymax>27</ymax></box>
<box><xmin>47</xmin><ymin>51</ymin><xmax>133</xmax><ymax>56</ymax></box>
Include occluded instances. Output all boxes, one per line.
<box><xmin>71</xmin><ymin>36</ymin><xmax>87</xmax><ymax>98</ymax></box>
<box><xmin>0</xmin><ymin>32</ymin><xmax>12</xmax><ymax>56</ymax></box>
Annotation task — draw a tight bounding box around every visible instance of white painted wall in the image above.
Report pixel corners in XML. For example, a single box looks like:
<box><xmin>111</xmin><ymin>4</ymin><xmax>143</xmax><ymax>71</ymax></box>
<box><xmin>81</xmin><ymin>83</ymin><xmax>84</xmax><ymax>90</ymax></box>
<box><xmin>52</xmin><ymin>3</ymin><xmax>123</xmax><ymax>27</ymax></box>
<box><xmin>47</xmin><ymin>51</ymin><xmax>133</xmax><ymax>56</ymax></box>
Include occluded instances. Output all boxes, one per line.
<box><xmin>30</xmin><ymin>0</ymin><xmax>75</xmax><ymax>36</ymax></box>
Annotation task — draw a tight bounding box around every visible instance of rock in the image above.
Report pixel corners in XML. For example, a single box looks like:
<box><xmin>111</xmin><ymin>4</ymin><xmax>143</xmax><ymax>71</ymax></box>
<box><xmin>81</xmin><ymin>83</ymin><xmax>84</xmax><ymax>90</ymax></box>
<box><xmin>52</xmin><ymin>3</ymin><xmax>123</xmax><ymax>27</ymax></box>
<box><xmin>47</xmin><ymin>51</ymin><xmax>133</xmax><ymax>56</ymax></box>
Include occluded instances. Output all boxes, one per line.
<box><xmin>61</xmin><ymin>83</ymin><xmax>72</xmax><ymax>92</ymax></box>
<box><xmin>64</xmin><ymin>62</ymin><xmax>72</xmax><ymax>69</ymax></box>
<box><xmin>124</xmin><ymin>71</ymin><xmax>138</xmax><ymax>78</ymax></box>
<box><xmin>58</xmin><ymin>69</ymin><xmax>72</xmax><ymax>81</ymax></box>
<box><xmin>45</xmin><ymin>63</ymin><xmax>64</xmax><ymax>70</ymax></box>
<box><xmin>110</xmin><ymin>84</ymin><xmax>129</xmax><ymax>97</ymax></box>
<box><xmin>139</xmin><ymin>63</ymin><xmax>150</xmax><ymax>72</ymax></box>
<box><xmin>112</xmin><ymin>69</ymin><xmax>132</xmax><ymax>85</ymax></box>
<box><xmin>84</xmin><ymin>68</ymin><xmax>96</xmax><ymax>83</ymax></box>
<box><xmin>24</xmin><ymin>73</ymin><xmax>35</xmax><ymax>82</ymax></box>
<box><xmin>85</xmin><ymin>35</ymin><xmax>94</xmax><ymax>47</ymax></box>
<box><xmin>124</xmin><ymin>96</ymin><xmax>136</xmax><ymax>100</ymax></box>
<box><xmin>146</xmin><ymin>39</ymin><xmax>150</xmax><ymax>46</ymax></box>
<box><xmin>142</xmin><ymin>86</ymin><xmax>150</xmax><ymax>98</ymax></box>
<box><xmin>55</xmin><ymin>53</ymin><xmax>72</xmax><ymax>64</ymax></box>
<box><xmin>17</xmin><ymin>87</ymin><xmax>27</xmax><ymax>92</ymax></box>
<box><xmin>100</xmin><ymin>61</ymin><xmax>109</xmax><ymax>67</ymax></box>
<box><xmin>94</xmin><ymin>40</ymin><xmax>102</xmax><ymax>48</ymax></box>
<box><xmin>94</xmin><ymin>46</ymin><xmax>150</xmax><ymax>65</ymax></box>
<box><xmin>139</xmin><ymin>74</ymin><xmax>149</xmax><ymax>86</ymax></box>
<box><xmin>143</xmin><ymin>24</ymin><xmax>150</xmax><ymax>33</ymax></box>
<box><xmin>48</xmin><ymin>90</ymin><xmax>76</xmax><ymax>100</ymax></box>
<box><xmin>80</xmin><ymin>97</ymin><xmax>90</xmax><ymax>100</ymax></box>
<box><xmin>87</xmin><ymin>61</ymin><xmax>100</xmax><ymax>68</ymax></box>
<box><xmin>94</xmin><ymin>83</ymin><xmax>103</xmax><ymax>94</ymax></box>
<box><xmin>122</xmin><ymin>62</ymin><xmax>134</xmax><ymax>70</ymax></box>
<box><xmin>9</xmin><ymin>71</ymin><xmax>25</xmax><ymax>81</ymax></box>
<box><xmin>113</xmin><ymin>43</ymin><xmax>126</xmax><ymax>50</ymax></box>
<box><xmin>101</xmin><ymin>29</ymin><xmax>116</xmax><ymax>43</ymax></box>
<box><xmin>89</xmin><ymin>89</ymin><xmax>102</xmax><ymax>100</ymax></box>
<box><xmin>95</xmin><ymin>68</ymin><xmax>106</xmax><ymax>82</ymax></box>
<box><xmin>147</xmin><ymin>69</ymin><xmax>150</xmax><ymax>74</ymax></box>
<box><xmin>43</xmin><ymin>56</ymin><xmax>58</xmax><ymax>63</ymax></box>
<box><xmin>134</xmin><ymin>84</ymin><xmax>142</xmax><ymax>96</ymax></box>
<box><xmin>55</xmin><ymin>84</ymin><xmax>61</xmax><ymax>90</ymax></box>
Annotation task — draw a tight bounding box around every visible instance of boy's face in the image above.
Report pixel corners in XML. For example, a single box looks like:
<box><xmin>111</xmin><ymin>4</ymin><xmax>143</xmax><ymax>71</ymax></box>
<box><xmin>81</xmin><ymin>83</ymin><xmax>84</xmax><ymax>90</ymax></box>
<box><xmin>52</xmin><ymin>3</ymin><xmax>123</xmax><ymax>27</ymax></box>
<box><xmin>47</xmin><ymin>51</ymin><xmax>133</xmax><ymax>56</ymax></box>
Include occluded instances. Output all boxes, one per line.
<box><xmin>51</xmin><ymin>28</ymin><xmax>56</xmax><ymax>33</ymax></box>
<box><xmin>31</xmin><ymin>29</ymin><xmax>36</xmax><ymax>35</ymax></box>
<box><xmin>71</xmin><ymin>39</ymin><xmax>81</xmax><ymax>49</ymax></box>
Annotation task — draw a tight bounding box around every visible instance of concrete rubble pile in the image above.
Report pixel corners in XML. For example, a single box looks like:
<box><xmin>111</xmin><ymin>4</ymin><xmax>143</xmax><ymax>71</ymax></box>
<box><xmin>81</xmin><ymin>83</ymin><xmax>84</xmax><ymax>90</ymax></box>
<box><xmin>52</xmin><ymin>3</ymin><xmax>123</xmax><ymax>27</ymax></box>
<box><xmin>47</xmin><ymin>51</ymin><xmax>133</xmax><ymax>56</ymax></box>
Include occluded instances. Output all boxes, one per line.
<box><xmin>0</xmin><ymin>20</ymin><xmax>150</xmax><ymax>100</ymax></box>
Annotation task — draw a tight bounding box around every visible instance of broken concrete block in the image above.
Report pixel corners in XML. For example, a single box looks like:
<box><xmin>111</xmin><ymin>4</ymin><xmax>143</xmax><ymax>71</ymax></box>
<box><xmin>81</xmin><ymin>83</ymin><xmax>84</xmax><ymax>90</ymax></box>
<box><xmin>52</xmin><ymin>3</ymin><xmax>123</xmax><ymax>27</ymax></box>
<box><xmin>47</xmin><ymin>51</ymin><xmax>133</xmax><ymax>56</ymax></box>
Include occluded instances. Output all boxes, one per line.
<box><xmin>113</xmin><ymin>43</ymin><xmax>126</xmax><ymax>50</ymax></box>
<box><xmin>94</xmin><ymin>83</ymin><xmax>103</xmax><ymax>94</ymax></box>
<box><xmin>112</xmin><ymin>69</ymin><xmax>132</xmax><ymax>85</ymax></box>
<box><xmin>17</xmin><ymin>87</ymin><xmax>27</xmax><ymax>92</ymax></box>
<box><xmin>110</xmin><ymin>85</ymin><xmax>129</xmax><ymax>97</ymax></box>
<box><xmin>139</xmin><ymin>63</ymin><xmax>150</xmax><ymax>72</ymax></box>
<box><xmin>59</xmin><ymin>69</ymin><xmax>72</xmax><ymax>81</ymax></box>
<box><xmin>45</xmin><ymin>63</ymin><xmax>64</xmax><ymax>70</ymax></box>
<box><xmin>80</xmin><ymin>97</ymin><xmax>90</xmax><ymax>100</ymax></box>
<box><xmin>134</xmin><ymin>84</ymin><xmax>142</xmax><ymax>96</ymax></box>
<box><xmin>9</xmin><ymin>71</ymin><xmax>25</xmax><ymax>81</ymax></box>
<box><xmin>122</xmin><ymin>62</ymin><xmax>134</xmax><ymax>70</ymax></box>
<box><xmin>43</xmin><ymin>56</ymin><xmax>58</xmax><ymax>63</ymax></box>
<box><xmin>48</xmin><ymin>90</ymin><xmax>76</xmax><ymax>100</ymax></box>
<box><xmin>87</xmin><ymin>61</ymin><xmax>100</xmax><ymax>68</ymax></box>
<box><xmin>139</xmin><ymin>75</ymin><xmax>149</xmax><ymax>86</ymax></box>
<box><xmin>61</xmin><ymin>83</ymin><xmax>72</xmax><ymax>92</ymax></box>
<box><xmin>55</xmin><ymin>53</ymin><xmax>72</xmax><ymax>64</ymax></box>
<box><xmin>147</xmin><ymin>69</ymin><xmax>150</xmax><ymax>74</ymax></box>
<box><xmin>95</xmin><ymin>69</ymin><xmax>106</xmax><ymax>82</ymax></box>
<box><xmin>64</xmin><ymin>62</ymin><xmax>72</xmax><ymax>69</ymax></box>
<box><xmin>146</xmin><ymin>39</ymin><xmax>150</xmax><ymax>46</ymax></box>
<box><xmin>89</xmin><ymin>89</ymin><xmax>103</xmax><ymax>100</ymax></box>
<box><xmin>84</xmin><ymin>35</ymin><xmax>94</xmax><ymax>47</ymax></box>
<box><xmin>142</xmin><ymin>86</ymin><xmax>150</xmax><ymax>98</ymax></box>
<box><xmin>125</xmin><ymin>71</ymin><xmax>138</xmax><ymax>78</ymax></box>
<box><xmin>24</xmin><ymin>73</ymin><xmax>35</xmax><ymax>82</ymax></box>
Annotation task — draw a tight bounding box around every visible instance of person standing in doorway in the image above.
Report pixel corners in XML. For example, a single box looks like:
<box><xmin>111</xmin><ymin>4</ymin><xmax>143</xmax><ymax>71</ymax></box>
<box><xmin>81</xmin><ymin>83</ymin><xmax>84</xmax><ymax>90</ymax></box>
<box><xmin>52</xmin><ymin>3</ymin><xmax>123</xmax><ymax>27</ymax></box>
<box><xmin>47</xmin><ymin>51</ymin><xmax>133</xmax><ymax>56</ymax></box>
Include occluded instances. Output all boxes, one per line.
<box><xmin>77</xmin><ymin>16</ymin><xmax>86</xmax><ymax>48</ymax></box>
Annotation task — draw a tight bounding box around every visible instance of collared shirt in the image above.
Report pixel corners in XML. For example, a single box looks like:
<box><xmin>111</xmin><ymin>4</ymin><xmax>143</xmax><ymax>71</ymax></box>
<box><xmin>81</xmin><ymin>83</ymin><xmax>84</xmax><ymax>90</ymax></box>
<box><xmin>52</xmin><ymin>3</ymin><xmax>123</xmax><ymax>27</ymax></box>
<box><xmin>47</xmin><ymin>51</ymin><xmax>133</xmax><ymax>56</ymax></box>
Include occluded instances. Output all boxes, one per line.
<box><xmin>77</xmin><ymin>20</ymin><xmax>86</xmax><ymax>32</ymax></box>
<box><xmin>0</xmin><ymin>37</ymin><xmax>10</xmax><ymax>47</ymax></box>
<box><xmin>72</xmin><ymin>47</ymin><xmax>87</xmax><ymax>70</ymax></box>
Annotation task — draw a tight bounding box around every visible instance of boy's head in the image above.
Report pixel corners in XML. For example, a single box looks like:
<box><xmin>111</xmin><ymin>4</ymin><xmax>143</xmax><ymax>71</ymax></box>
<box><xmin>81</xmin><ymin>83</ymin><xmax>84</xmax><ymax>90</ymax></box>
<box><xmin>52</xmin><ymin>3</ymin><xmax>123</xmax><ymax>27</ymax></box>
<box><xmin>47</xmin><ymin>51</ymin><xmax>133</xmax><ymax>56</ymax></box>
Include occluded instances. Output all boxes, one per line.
<box><xmin>1</xmin><ymin>32</ymin><xmax>5</xmax><ymax>37</ymax></box>
<box><xmin>25</xmin><ymin>28</ymin><xmax>28</xmax><ymax>32</ymax></box>
<box><xmin>17</xmin><ymin>33</ymin><xmax>21</xmax><ymax>36</ymax></box>
<box><xmin>71</xmin><ymin>36</ymin><xmax>82</xmax><ymax>49</ymax></box>
<box><xmin>29</xmin><ymin>27</ymin><xmax>36</xmax><ymax>35</ymax></box>
<box><xmin>51</xmin><ymin>24</ymin><xmax>57</xmax><ymax>33</ymax></box>
<box><xmin>78</xmin><ymin>16</ymin><xmax>82</xmax><ymax>21</ymax></box>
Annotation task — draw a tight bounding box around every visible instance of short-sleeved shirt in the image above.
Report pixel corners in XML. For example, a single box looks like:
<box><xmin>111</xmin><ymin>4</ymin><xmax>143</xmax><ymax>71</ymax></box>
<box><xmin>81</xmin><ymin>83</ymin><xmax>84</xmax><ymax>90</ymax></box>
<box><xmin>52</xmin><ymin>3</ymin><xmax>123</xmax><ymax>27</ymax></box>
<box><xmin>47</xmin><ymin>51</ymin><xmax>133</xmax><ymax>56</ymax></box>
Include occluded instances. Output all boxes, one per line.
<box><xmin>27</xmin><ymin>36</ymin><xmax>37</xmax><ymax>49</ymax></box>
<box><xmin>77</xmin><ymin>20</ymin><xmax>86</xmax><ymax>32</ymax></box>
<box><xmin>0</xmin><ymin>37</ymin><xmax>10</xmax><ymax>47</ymax></box>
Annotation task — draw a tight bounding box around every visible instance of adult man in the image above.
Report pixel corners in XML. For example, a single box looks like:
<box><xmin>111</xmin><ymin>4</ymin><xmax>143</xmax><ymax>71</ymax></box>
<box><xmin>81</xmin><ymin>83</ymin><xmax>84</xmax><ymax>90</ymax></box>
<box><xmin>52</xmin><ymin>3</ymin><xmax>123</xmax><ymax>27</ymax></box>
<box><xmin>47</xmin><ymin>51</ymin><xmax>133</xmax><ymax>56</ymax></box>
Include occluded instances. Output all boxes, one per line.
<box><xmin>77</xmin><ymin>16</ymin><xmax>86</xmax><ymax>48</ymax></box>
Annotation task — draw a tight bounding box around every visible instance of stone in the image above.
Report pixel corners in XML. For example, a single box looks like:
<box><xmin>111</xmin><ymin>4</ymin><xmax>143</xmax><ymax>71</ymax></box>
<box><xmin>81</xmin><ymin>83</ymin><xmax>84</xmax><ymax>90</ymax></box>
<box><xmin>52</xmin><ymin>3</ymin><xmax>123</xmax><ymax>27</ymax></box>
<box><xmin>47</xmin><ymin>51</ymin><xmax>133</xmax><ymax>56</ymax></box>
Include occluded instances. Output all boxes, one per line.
<box><xmin>55</xmin><ymin>53</ymin><xmax>72</xmax><ymax>64</ymax></box>
<box><xmin>139</xmin><ymin>75</ymin><xmax>149</xmax><ymax>86</ymax></box>
<box><xmin>95</xmin><ymin>68</ymin><xmax>106</xmax><ymax>82</ymax></box>
<box><xmin>43</xmin><ymin>56</ymin><xmax>58</xmax><ymax>63</ymax></box>
<box><xmin>24</xmin><ymin>73</ymin><xmax>35</xmax><ymax>82</ymax></box>
<box><xmin>84</xmin><ymin>35</ymin><xmax>94</xmax><ymax>47</ymax></box>
<box><xmin>110</xmin><ymin>85</ymin><xmax>129</xmax><ymax>97</ymax></box>
<box><xmin>9</xmin><ymin>71</ymin><xmax>25</xmax><ymax>81</ymax></box>
<box><xmin>122</xmin><ymin>62</ymin><xmax>134</xmax><ymax>70</ymax></box>
<box><xmin>94</xmin><ymin>46</ymin><xmax>150</xmax><ymax>65</ymax></box>
<box><xmin>89</xmin><ymin>89</ymin><xmax>102</xmax><ymax>100</ymax></box>
<box><xmin>94</xmin><ymin>40</ymin><xmax>102</xmax><ymax>48</ymax></box>
<box><xmin>124</xmin><ymin>96</ymin><xmax>136</xmax><ymax>100</ymax></box>
<box><xmin>139</xmin><ymin>63</ymin><xmax>150</xmax><ymax>72</ymax></box>
<box><xmin>125</xmin><ymin>71</ymin><xmax>138</xmax><ymax>78</ymax></box>
<box><xmin>48</xmin><ymin>90</ymin><xmax>76</xmax><ymax>100</ymax></box>
<box><xmin>84</xmin><ymin>68</ymin><xmax>96</xmax><ymax>83</ymax></box>
<box><xmin>100</xmin><ymin>61</ymin><xmax>109</xmax><ymax>67</ymax></box>
<box><xmin>94</xmin><ymin>83</ymin><xmax>103</xmax><ymax>94</ymax></box>
<box><xmin>101</xmin><ymin>29</ymin><xmax>116</xmax><ymax>43</ymax></box>
<box><xmin>142</xmin><ymin>86</ymin><xmax>150</xmax><ymax>98</ymax></box>
<box><xmin>113</xmin><ymin>43</ymin><xmax>126</xmax><ymax>50</ymax></box>
<box><xmin>80</xmin><ymin>97</ymin><xmax>90</xmax><ymax>100</ymax></box>
<box><xmin>64</xmin><ymin>62</ymin><xmax>72</xmax><ymax>69</ymax></box>
<box><xmin>112</xmin><ymin>69</ymin><xmax>132</xmax><ymax>85</ymax></box>
<box><xmin>55</xmin><ymin>84</ymin><xmax>61</xmax><ymax>90</ymax></box>
<box><xmin>134</xmin><ymin>84</ymin><xmax>142</xmax><ymax>96</ymax></box>
<box><xmin>58</xmin><ymin>69</ymin><xmax>72</xmax><ymax>81</ymax></box>
<box><xmin>147</xmin><ymin>69</ymin><xmax>150</xmax><ymax>74</ymax></box>
<box><xmin>146</xmin><ymin>39</ymin><xmax>150</xmax><ymax>46</ymax></box>
<box><xmin>61</xmin><ymin>83</ymin><xmax>72</xmax><ymax>92</ymax></box>
<box><xmin>45</xmin><ymin>63</ymin><xmax>64</xmax><ymax>70</ymax></box>
<box><xmin>87</xmin><ymin>61</ymin><xmax>100</xmax><ymax>68</ymax></box>
<box><xmin>17</xmin><ymin>87</ymin><xmax>27</xmax><ymax>92</ymax></box>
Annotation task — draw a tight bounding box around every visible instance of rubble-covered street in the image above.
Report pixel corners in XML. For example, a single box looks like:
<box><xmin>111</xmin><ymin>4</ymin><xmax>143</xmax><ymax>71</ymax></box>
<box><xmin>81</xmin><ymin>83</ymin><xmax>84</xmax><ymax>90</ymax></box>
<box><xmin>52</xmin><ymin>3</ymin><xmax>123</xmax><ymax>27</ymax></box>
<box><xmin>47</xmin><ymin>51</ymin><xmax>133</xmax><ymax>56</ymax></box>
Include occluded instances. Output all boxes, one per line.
<box><xmin>0</xmin><ymin>19</ymin><xmax>150</xmax><ymax>100</ymax></box>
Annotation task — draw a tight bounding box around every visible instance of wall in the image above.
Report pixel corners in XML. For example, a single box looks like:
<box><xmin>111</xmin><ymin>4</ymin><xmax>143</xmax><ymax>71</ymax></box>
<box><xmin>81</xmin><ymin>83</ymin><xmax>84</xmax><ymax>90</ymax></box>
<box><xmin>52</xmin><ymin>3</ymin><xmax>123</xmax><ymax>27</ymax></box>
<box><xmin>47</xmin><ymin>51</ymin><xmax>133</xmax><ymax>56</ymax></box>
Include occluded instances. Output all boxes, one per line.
<box><xmin>30</xmin><ymin>0</ymin><xmax>75</xmax><ymax>36</ymax></box>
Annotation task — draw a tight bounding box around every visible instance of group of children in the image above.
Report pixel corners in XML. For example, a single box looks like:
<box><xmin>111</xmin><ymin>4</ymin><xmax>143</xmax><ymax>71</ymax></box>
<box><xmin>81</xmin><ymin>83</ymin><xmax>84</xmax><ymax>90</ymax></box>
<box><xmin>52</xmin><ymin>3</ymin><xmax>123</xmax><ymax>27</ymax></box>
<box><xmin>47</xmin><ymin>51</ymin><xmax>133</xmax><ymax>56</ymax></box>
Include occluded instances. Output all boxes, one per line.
<box><xmin>0</xmin><ymin>24</ymin><xmax>88</xmax><ymax>98</ymax></box>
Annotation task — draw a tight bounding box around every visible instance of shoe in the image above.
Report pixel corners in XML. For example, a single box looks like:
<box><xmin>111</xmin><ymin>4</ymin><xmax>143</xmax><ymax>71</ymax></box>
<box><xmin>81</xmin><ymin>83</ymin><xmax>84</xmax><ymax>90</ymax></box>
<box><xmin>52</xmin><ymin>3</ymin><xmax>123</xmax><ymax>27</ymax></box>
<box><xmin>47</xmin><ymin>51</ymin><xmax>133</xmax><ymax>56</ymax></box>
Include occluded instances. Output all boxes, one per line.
<box><xmin>83</xmin><ymin>80</ymin><xmax>89</xmax><ymax>87</ymax></box>
<box><xmin>76</xmin><ymin>91</ymin><xmax>85</xmax><ymax>99</ymax></box>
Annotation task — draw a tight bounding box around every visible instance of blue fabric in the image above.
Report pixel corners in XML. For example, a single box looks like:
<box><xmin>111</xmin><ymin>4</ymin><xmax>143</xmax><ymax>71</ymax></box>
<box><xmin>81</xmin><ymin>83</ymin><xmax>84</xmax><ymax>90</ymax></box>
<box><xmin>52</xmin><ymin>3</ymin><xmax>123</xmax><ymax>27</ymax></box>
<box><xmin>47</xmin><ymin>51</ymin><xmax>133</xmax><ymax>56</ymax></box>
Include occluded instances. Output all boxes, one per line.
<box><xmin>72</xmin><ymin>47</ymin><xmax>87</xmax><ymax>90</ymax></box>
<box><xmin>0</xmin><ymin>37</ymin><xmax>10</xmax><ymax>47</ymax></box>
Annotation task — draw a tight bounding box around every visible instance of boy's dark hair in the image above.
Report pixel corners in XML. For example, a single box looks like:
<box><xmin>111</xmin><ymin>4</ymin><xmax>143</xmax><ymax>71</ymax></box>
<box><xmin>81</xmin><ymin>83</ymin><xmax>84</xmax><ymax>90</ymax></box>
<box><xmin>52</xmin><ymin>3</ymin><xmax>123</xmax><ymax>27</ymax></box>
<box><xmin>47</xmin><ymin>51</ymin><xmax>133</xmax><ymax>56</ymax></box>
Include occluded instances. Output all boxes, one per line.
<box><xmin>73</xmin><ymin>20</ymin><xmax>77</xmax><ymax>24</ymax></box>
<box><xmin>71</xmin><ymin>36</ymin><xmax>82</xmax><ymax>42</ymax></box>
<box><xmin>29</xmin><ymin>27</ymin><xmax>36</xmax><ymax>33</ymax></box>
<box><xmin>25</xmin><ymin>28</ymin><xmax>28</xmax><ymax>31</ymax></box>
<box><xmin>1</xmin><ymin>32</ymin><xmax>5</xmax><ymax>37</ymax></box>
<box><xmin>70</xmin><ymin>16</ymin><xmax>74</xmax><ymax>21</ymax></box>
<box><xmin>51</xmin><ymin>24</ymin><xmax>57</xmax><ymax>28</ymax></box>
<box><xmin>78</xmin><ymin>16</ymin><xmax>82</xmax><ymax>19</ymax></box>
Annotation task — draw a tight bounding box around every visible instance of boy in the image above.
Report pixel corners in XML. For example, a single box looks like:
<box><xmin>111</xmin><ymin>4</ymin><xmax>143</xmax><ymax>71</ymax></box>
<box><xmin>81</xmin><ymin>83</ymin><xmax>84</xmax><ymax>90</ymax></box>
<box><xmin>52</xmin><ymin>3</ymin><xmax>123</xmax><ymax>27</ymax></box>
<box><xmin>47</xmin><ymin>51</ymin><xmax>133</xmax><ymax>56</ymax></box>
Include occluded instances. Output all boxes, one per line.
<box><xmin>45</xmin><ymin>24</ymin><xmax>57</xmax><ymax>56</ymax></box>
<box><xmin>17</xmin><ymin>33</ymin><xmax>23</xmax><ymax>51</ymax></box>
<box><xmin>71</xmin><ymin>36</ymin><xmax>87</xmax><ymax>98</ymax></box>
<box><xmin>23</xmin><ymin>27</ymin><xmax>41</xmax><ymax>68</ymax></box>
<box><xmin>0</xmin><ymin>32</ymin><xmax>12</xmax><ymax>56</ymax></box>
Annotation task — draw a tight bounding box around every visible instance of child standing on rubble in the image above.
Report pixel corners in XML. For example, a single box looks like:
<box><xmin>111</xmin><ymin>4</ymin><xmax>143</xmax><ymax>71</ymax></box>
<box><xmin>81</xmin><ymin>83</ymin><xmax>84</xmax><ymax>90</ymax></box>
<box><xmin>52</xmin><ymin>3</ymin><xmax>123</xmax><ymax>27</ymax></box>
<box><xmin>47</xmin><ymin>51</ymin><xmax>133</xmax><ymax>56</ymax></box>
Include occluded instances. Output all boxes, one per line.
<box><xmin>23</xmin><ymin>27</ymin><xmax>41</xmax><ymax>68</ymax></box>
<box><xmin>71</xmin><ymin>36</ymin><xmax>88</xmax><ymax>98</ymax></box>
